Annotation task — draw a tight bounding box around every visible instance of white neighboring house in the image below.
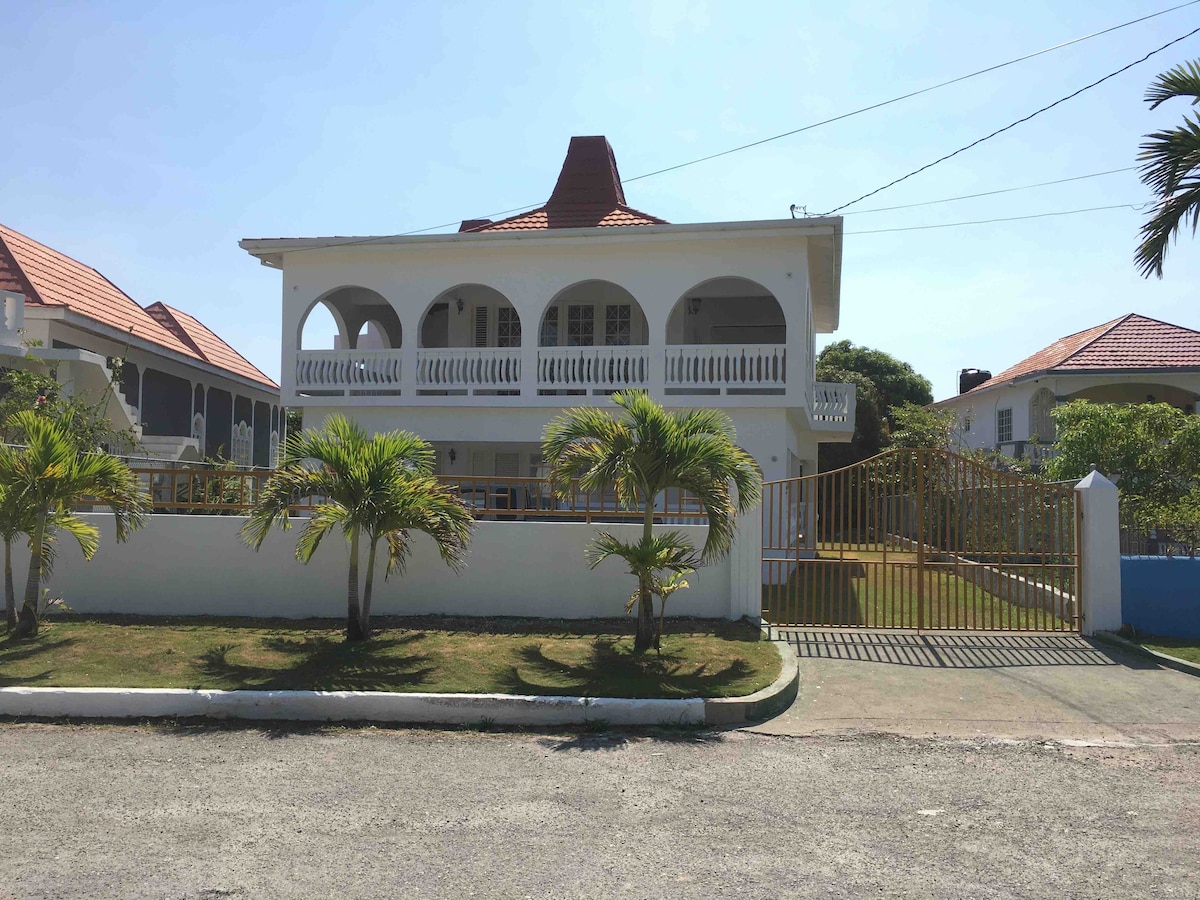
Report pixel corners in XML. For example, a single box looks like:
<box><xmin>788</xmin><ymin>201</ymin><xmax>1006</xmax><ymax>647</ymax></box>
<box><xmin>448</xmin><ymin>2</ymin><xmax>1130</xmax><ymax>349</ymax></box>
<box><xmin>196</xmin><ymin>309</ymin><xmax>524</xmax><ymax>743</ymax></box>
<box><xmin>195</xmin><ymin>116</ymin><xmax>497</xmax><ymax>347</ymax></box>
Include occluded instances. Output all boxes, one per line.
<box><xmin>239</xmin><ymin>136</ymin><xmax>856</xmax><ymax>487</ymax></box>
<box><xmin>935</xmin><ymin>313</ymin><xmax>1200</xmax><ymax>463</ymax></box>
<box><xmin>0</xmin><ymin>223</ymin><xmax>280</xmax><ymax>465</ymax></box>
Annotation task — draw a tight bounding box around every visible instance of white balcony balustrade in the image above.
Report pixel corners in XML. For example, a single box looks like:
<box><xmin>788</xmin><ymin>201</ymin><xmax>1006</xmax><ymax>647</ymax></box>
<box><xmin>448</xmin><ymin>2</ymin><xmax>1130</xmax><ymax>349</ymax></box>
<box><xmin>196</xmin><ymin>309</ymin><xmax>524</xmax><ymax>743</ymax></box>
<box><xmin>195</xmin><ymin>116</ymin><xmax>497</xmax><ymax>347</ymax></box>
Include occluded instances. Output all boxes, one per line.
<box><xmin>537</xmin><ymin>346</ymin><xmax>650</xmax><ymax>391</ymax></box>
<box><xmin>809</xmin><ymin>381</ymin><xmax>856</xmax><ymax>429</ymax></box>
<box><xmin>415</xmin><ymin>347</ymin><xmax>522</xmax><ymax>391</ymax></box>
<box><xmin>295</xmin><ymin>350</ymin><xmax>403</xmax><ymax>395</ymax></box>
<box><xmin>664</xmin><ymin>344</ymin><xmax>786</xmax><ymax>392</ymax></box>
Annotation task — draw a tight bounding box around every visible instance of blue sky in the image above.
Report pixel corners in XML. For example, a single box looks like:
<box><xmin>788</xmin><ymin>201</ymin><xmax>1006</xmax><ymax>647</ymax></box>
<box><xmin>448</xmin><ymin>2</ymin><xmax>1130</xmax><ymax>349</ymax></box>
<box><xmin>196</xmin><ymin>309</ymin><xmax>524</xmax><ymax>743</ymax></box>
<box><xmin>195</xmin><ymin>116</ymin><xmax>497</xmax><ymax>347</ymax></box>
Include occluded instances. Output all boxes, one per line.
<box><xmin>3</xmin><ymin>0</ymin><xmax>1198</xmax><ymax>400</ymax></box>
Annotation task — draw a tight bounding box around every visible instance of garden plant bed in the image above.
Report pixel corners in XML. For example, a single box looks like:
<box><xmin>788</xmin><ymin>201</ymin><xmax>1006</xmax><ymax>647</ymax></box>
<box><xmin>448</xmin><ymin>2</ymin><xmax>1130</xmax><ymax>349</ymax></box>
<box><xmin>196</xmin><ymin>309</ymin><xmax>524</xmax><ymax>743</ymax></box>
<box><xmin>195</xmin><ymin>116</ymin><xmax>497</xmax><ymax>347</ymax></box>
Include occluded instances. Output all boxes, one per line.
<box><xmin>0</xmin><ymin>615</ymin><xmax>780</xmax><ymax>699</ymax></box>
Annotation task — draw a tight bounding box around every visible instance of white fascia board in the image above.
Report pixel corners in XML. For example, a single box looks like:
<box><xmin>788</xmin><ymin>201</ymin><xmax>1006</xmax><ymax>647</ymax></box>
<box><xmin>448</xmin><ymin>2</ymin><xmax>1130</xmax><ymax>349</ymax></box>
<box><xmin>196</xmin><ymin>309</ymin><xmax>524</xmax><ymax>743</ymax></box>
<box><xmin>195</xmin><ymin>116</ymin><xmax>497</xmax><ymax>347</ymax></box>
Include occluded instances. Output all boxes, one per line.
<box><xmin>239</xmin><ymin>217</ymin><xmax>843</xmax><ymax>266</ymax></box>
<box><xmin>43</xmin><ymin>308</ymin><xmax>280</xmax><ymax>400</ymax></box>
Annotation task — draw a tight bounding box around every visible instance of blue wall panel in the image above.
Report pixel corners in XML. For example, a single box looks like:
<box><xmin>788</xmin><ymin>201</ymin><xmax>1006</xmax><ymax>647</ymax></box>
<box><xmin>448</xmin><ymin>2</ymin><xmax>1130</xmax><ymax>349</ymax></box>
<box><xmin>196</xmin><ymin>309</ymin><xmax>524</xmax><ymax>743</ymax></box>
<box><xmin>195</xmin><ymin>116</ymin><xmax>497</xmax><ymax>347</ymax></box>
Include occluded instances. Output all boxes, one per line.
<box><xmin>1120</xmin><ymin>556</ymin><xmax>1200</xmax><ymax>639</ymax></box>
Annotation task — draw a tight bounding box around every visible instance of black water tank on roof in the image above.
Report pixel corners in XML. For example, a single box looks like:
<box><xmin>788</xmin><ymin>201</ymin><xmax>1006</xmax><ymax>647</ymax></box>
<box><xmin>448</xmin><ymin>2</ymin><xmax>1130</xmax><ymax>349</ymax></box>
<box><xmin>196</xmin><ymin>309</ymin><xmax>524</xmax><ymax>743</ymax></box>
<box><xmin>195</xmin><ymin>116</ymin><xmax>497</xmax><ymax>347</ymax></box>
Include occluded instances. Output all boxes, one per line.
<box><xmin>958</xmin><ymin>368</ymin><xmax>992</xmax><ymax>394</ymax></box>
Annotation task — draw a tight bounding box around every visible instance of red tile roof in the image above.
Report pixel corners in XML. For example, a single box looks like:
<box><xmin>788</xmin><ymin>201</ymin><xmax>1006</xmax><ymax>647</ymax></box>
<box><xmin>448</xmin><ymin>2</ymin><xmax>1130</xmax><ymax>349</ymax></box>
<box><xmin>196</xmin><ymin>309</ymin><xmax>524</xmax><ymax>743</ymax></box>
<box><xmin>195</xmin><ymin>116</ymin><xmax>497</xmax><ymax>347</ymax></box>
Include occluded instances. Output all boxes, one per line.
<box><xmin>966</xmin><ymin>314</ymin><xmax>1200</xmax><ymax>393</ymax></box>
<box><xmin>0</xmin><ymin>223</ymin><xmax>277</xmax><ymax>390</ymax></box>
<box><xmin>146</xmin><ymin>303</ymin><xmax>278</xmax><ymax>389</ymax></box>
<box><xmin>464</xmin><ymin>136</ymin><xmax>668</xmax><ymax>233</ymax></box>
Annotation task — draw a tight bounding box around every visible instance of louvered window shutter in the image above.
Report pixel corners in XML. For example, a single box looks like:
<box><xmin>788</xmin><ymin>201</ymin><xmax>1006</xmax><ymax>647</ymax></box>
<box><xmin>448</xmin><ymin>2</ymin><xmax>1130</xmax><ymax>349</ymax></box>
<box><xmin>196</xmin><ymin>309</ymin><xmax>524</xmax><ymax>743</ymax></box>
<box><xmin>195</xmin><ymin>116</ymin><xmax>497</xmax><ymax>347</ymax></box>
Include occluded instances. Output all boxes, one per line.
<box><xmin>474</xmin><ymin>307</ymin><xmax>489</xmax><ymax>347</ymax></box>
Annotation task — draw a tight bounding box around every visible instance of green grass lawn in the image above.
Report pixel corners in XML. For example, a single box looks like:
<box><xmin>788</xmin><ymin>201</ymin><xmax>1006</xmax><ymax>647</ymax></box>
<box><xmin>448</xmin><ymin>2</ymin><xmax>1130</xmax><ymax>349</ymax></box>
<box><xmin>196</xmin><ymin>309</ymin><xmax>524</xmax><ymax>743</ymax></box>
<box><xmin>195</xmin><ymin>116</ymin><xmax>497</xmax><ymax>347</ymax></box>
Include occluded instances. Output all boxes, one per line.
<box><xmin>0</xmin><ymin>615</ymin><xmax>780</xmax><ymax>699</ymax></box>
<box><xmin>763</xmin><ymin>553</ymin><xmax>1074</xmax><ymax>631</ymax></box>
<box><xmin>1136</xmin><ymin>636</ymin><xmax>1200</xmax><ymax>665</ymax></box>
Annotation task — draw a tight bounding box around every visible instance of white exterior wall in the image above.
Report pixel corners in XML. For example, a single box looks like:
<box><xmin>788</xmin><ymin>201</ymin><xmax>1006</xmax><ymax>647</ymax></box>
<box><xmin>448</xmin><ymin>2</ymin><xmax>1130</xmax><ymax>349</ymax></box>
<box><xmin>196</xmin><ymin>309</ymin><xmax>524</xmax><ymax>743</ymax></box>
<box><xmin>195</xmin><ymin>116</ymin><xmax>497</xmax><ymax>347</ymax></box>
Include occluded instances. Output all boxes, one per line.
<box><xmin>19</xmin><ymin>515</ymin><xmax>738</xmax><ymax>621</ymax></box>
<box><xmin>281</xmin><ymin>231</ymin><xmax>813</xmax><ymax>407</ymax></box>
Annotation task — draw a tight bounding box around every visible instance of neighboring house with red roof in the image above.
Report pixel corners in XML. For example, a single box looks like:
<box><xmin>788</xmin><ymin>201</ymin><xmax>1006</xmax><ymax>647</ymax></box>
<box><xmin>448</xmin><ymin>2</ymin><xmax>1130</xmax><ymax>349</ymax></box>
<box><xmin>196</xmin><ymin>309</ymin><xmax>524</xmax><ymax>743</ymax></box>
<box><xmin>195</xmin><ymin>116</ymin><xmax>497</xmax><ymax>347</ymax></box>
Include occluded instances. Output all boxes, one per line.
<box><xmin>0</xmin><ymin>223</ymin><xmax>280</xmax><ymax>465</ymax></box>
<box><xmin>239</xmin><ymin>135</ymin><xmax>856</xmax><ymax>487</ymax></box>
<box><xmin>935</xmin><ymin>314</ymin><xmax>1200</xmax><ymax>462</ymax></box>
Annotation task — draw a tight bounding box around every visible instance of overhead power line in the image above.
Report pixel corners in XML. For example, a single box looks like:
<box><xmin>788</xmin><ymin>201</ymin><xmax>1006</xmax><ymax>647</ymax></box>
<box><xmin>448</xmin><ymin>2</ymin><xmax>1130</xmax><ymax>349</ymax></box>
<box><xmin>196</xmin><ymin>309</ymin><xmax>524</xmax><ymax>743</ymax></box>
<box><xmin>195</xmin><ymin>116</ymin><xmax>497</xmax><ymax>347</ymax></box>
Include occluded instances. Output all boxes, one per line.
<box><xmin>841</xmin><ymin>166</ymin><xmax>1138</xmax><ymax>215</ymax></box>
<box><xmin>281</xmin><ymin>1</ymin><xmax>1200</xmax><ymax>250</ymax></box>
<box><xmin>823</xmin><ymin>27</ymin><xmax>1200</xmax><ymax>214</ymax></box>
<box><xmin>843</xmin><ymin>201</ymin><xmax>1151</xmax><ymax>236</ymax></box>
<box><xmin>621</xmin><ymin>2</ymin><xmax>1200</xmax><ymax>188</ymax></box>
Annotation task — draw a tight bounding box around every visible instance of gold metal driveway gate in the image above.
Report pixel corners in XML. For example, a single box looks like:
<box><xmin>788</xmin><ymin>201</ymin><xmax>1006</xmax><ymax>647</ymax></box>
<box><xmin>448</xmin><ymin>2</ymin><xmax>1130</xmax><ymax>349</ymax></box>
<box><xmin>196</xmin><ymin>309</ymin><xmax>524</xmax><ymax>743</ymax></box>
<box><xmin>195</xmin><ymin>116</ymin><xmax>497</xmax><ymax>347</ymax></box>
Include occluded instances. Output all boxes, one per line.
<box><xmin>762</xmin><ymin>449</ymin><xmax>1081</xmax><ymax>632</ymax></box>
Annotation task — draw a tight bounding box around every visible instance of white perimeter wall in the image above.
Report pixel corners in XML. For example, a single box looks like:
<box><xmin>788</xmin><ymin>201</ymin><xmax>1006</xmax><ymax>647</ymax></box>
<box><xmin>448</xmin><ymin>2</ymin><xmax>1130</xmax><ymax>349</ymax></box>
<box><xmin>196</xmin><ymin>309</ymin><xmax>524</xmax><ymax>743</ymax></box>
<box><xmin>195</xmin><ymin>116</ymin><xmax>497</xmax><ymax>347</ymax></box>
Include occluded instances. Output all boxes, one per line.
<box><xmin>18</xmin><ymin>515</ymin><xmax>743</xmax><ymax>621</ymax></box>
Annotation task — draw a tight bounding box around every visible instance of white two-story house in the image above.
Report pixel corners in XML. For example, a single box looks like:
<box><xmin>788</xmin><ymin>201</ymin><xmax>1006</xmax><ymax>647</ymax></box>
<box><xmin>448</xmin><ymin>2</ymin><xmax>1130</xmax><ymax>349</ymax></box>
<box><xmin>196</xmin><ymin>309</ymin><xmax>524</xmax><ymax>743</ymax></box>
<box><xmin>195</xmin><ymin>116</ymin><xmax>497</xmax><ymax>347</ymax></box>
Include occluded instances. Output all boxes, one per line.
<box><xmin>240</xmin><ymin>136</ymin><xmax>855</xmax><ymax>494</ymax></box>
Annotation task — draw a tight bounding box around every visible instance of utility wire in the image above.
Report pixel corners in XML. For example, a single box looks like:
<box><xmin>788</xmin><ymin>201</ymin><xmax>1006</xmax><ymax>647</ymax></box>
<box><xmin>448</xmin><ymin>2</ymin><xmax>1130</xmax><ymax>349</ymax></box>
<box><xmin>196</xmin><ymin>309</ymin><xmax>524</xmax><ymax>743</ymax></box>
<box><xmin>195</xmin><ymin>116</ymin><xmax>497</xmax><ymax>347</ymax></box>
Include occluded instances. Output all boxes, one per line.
<box><xmin>841</xmin><ymin>166</ymin><xmax>1138</xmax><ymax>215</ymax></box>
<box><xmin>843</xmin><ymin>201</ymin><xmax>1151</xmax><ymax>236</ymax></box>
<box><xmin>622</xmin><ymin>2</ymin><xmax>1200</xmax><ymax>188</ymax></box>
<box><xmin>823</xmin><ymin>27</ymin><xmax>1200</xmax><ymax>214</ymax></box>
<box><xmin>276</xmin><ymin>2</ymin><xmax>1199</xmax><ymax>249</ymax></box>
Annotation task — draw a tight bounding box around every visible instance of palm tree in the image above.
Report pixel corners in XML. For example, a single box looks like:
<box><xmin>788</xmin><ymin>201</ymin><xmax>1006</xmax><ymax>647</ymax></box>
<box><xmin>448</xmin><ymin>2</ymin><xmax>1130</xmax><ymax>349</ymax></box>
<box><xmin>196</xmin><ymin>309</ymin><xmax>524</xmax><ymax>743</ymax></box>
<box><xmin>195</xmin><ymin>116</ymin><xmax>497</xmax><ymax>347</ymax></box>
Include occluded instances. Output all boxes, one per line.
<box><xmin>1136</xmin><ymin>60</ymin><xmax>1200</xmax><ymax>278</ymax></box>
<box><xmin>542</xmin><ymin>391</ymin><xmax>762</xmax><ymax>653</ymax></box>
<box><xmin>2</xmin><ymin>411</ymin><xmax>148</xmax><ymax>638</ymax></box>
<box><xmin>241</xmin><ymin>415</ymin><xmax>474</xmax><ymax>641</ymax></box>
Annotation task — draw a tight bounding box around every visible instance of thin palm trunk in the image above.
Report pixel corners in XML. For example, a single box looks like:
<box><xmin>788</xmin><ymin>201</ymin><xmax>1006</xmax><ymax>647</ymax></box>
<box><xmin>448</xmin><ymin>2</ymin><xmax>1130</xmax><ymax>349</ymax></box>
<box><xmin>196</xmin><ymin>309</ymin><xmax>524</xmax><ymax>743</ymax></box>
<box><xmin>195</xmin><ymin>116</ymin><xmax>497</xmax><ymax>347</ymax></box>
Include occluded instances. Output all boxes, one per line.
<box><xmin>4</xmin><ymin>538</ymin><xmax>15</xmax><ymax>630</ymax></box>
<box><xmin>634</xmin><ymin>503</ymin><xmax>657</xmax><ymax>653</ymax></box>
<box><xmin>360</xmin><ymin>537</ymin><xmax>378</xmax><ymax>639</ymax></box>
<box><xmin>16</xmin><ymin>516</ymin><xmax>45</xmax><ymax>638</ymax></box>
<box><xmin>346</xmin><ymin>526</ymin><xmax>364</xmax><ymax>641</ymax></box>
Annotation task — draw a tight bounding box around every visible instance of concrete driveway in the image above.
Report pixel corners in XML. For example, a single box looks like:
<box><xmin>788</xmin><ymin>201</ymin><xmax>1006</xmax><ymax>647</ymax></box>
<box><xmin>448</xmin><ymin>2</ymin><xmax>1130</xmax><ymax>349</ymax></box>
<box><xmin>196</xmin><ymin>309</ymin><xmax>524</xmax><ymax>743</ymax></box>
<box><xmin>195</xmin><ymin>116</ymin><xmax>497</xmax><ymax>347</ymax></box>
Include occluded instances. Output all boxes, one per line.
<box><xmin>750</xmin><ymin>630</ymin><xmax>1200</xmax><ymax>744</ymax></box>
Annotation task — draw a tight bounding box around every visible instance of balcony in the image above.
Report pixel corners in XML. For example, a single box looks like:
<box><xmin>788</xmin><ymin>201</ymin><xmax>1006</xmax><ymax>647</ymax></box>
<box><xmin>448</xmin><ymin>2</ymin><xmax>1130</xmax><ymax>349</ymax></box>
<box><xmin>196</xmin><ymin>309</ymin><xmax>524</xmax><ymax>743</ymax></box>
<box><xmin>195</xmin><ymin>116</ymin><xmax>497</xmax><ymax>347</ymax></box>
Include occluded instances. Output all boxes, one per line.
<box><xmin>664</xmin><ymin>344</ymin><xmax>785</xmax><ymax>393</ymax></box>
<box><xmin>292</xmin><ymin>347</ymin><xmax>855</xmax><ymax>428</ymax></box>
<box><xmin>537</xmin><ymin>345</ymin><xmax>651</xmax><ymax>391</ymax></box>
<box><xmin>415</xmin><ymin>347</ymin><xmax>522</xmax><ymax>394</ymax></box>
<box><xmin>809</xmin><ymin>381</ymin><xmax>856</xmax><ymax>430</ymax></box>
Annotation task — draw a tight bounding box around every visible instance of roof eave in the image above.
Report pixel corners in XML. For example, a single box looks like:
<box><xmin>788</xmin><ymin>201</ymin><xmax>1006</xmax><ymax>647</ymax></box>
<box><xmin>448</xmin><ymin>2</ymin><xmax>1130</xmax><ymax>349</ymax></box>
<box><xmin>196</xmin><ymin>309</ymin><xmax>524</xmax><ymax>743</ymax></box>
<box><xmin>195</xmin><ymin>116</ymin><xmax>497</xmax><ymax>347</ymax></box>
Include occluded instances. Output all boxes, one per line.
<box><xmin>239</xmin><ymin>217</ymin><xmax>843</xmax><ymax>262</ymax></box>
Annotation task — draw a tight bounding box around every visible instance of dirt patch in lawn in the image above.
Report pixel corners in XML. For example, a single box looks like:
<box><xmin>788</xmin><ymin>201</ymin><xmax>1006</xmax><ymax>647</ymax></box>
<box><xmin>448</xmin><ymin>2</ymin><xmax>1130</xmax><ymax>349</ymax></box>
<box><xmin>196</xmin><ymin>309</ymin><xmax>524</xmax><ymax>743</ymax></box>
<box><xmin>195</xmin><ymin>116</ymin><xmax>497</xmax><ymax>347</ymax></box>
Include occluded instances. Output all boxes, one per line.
<box><xmin>0</xmin><ymin>615</ymin><xmax>780</xmax><ymax>699</ymax></box>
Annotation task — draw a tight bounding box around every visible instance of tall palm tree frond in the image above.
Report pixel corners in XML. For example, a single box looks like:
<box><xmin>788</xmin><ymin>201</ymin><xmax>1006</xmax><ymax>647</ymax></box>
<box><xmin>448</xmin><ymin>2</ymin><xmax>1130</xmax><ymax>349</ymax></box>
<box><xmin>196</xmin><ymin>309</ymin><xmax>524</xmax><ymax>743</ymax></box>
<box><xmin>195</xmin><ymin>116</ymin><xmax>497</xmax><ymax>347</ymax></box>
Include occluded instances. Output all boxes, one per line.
<box><xmin>1144</xmin><ymin>60</ymin><xmax>1200</xmax><ymax>110</ymax></box>
<box><xmin>1137</xmin><ymin>61</ymin><xmax>1200</xmax><ymax>279</ymax></box>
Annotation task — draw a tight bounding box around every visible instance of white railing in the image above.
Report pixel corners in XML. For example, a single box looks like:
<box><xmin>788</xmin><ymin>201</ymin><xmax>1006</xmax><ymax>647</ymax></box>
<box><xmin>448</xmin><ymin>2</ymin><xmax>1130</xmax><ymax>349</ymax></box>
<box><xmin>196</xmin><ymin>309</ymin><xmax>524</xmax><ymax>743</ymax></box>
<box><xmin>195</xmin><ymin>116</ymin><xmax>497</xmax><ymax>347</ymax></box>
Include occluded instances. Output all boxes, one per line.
<box><xmin>664</xmin><ymin>344</ymin><xmax>786</xmax><ymax>390</ymax></box>
<box><xmin>537</xmin><ymin>346</ymin><xmax>651</xmax><ymax>390</ymax></box>
<box><xmin>416</xmin><ymin>347</ymin><xmax>522</xmax><ymax>390</ymax></box>
<box><xmin>296</xmin><ymin>350</ymin><xmax>403</xmax><ymax>393</ymax></box>
<box><xmin>809</xmin><ymin>381</ymin><xmax>856</xmax><ymax>429</ymax></box>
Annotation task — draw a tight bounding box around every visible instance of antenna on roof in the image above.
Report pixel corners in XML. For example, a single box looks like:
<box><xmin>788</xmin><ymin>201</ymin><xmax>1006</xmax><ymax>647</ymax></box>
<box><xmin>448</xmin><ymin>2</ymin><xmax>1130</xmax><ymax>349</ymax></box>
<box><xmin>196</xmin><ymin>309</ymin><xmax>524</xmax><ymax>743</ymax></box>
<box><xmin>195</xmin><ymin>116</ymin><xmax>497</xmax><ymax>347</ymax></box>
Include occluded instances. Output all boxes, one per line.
<box><xmin>789</xmin><ymin>204</ymin><xmax>808</xmax><ymax>219</ymax></box>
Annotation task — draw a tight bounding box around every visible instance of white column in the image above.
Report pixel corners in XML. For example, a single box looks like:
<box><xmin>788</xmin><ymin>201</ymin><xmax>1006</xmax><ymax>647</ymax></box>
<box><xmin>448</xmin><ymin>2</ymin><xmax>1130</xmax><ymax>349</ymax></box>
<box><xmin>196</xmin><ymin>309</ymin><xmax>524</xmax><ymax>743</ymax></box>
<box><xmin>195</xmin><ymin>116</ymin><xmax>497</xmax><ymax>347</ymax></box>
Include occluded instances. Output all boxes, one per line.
<box><xmin>1075</xmin><ymin>468</ymin><xmax>1122</xmax><ymax>636</ymax></box>
<box><xmin>729</xmin><ymin>506</ymin><xmax>763</xmax><ymax>622</ymax></box>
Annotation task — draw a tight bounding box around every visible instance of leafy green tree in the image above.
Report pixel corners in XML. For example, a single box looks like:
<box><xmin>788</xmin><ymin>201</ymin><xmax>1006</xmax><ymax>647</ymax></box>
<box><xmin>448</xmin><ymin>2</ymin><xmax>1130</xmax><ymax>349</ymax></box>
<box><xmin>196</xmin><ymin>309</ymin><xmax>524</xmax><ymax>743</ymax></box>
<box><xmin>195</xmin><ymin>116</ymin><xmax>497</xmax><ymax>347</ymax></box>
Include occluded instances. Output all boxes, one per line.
<box><xmin>1136</xmin><ymin>60</ymin><xmax>1200</xmax><ymax>278</ymax></box>
<box><xmin>542</xmin><ymin>391</ymin><xmax>761</xmax><ymax>653</ymax></box>
<box><xmin>242</xmin><ymin>415</ymin><xmax>474</xmax><ymax>641</ymax></box>
<box><xmin>0</xmin><ymin>362</ymin><xmax>136</xmax><ymax>453</ymax></box>
<box><xmin>815</xmin><ymin>342</ymin><xmax>933</xmax><ymax>468</ymax></box>
<box><xmin>0</xmin><ymin>411</ymin><xmax>148</xmax><ymax>638</ymax></box>
<box><xmin>1044</xmin><ymin>401</ymin><xmax>1200</xmax><ymax>522</ymax></box>
<box><xmin>888</xmin><ymin>402</ymin><xmax>960</xmax><ymax>449</ymax></box>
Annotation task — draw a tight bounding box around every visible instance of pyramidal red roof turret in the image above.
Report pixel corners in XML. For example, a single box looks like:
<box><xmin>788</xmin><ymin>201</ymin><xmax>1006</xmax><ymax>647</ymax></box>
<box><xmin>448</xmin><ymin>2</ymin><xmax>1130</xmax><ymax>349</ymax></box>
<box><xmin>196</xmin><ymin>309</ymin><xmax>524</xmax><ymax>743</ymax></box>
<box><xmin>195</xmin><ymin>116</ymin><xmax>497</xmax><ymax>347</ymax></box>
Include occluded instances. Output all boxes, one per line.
<box><xmin>462</xmin><ymin>136</ymin><xmax>668</xmax><ymax>233</ymax></box>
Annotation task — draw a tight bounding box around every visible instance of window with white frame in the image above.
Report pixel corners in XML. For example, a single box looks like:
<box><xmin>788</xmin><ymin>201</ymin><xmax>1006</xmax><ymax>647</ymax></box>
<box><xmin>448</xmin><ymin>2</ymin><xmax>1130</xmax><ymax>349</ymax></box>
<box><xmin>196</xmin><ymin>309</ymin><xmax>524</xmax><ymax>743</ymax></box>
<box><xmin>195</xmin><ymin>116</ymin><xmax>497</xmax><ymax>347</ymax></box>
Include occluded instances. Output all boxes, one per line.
<box><xmin>540</xmin><ymin>307</ymin><xmax>559</xmax><ymax>346</ymax></box>
<box><xmin>567</xmin><ymin>305</ymin><xmax>594</xmax><ymax>347</ymax></box>
<box><xmin>996</xmin><ymin>408</ymin><xmax>1013</xmax><ymax>444</ymax></box>
<box><xmin>604</xmin><ymin>304</ymin><xmax>632</xmax><ymax>346</ymax></box>
<box><xmin>497</xmin><ymin>306</ymin><xmax>521</xmax><ymax>348</ymax></box>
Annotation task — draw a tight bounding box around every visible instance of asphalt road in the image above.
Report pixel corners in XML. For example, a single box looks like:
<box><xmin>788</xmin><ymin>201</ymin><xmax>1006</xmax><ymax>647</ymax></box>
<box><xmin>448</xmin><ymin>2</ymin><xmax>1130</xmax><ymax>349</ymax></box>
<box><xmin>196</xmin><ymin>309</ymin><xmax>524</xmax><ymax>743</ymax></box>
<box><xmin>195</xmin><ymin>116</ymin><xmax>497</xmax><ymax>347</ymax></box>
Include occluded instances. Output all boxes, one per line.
<box><xmin>1</xmin><ymin>723</ymin><xmax>1197</xmax><ymax>899</ymax></box>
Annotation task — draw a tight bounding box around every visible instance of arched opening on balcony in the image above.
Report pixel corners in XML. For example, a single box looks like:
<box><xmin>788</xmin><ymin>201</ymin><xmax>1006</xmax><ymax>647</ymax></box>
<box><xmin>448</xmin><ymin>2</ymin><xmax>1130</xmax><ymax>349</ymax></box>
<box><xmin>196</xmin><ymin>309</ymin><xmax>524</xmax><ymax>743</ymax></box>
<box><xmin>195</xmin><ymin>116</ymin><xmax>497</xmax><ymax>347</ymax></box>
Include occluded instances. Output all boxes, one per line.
<box><xmin>536</xmin><ymin>280</ymin><xmax>649</xmax><ymax>395</ymax></box>
<box><xmin>297</xmin><ymin>286</ymin><xmax>401</xmax><ymax>350</ymax></box>
<box><xmin>295</xmin><ymin>287</ymin><xmax>403</xmax><ymax>398</ymax></box>
<box><xmin>419</xmin><ymin>284</ymin><xmax>521</xmax><ymax>349</ymax></box>
<box><xmin>1065</xmin><ymin>382</ymin><xmax>1198</xmax><ymax>414</ymax></box>
<box><xmin>664</xmin><ymin>277</ymin><xmax>786</xmax><ymax>395</ymax></box>
<box><xmin>417</xmin><ymin>284</ymin><xmax>522</xmax><ymax>396</ymax></box>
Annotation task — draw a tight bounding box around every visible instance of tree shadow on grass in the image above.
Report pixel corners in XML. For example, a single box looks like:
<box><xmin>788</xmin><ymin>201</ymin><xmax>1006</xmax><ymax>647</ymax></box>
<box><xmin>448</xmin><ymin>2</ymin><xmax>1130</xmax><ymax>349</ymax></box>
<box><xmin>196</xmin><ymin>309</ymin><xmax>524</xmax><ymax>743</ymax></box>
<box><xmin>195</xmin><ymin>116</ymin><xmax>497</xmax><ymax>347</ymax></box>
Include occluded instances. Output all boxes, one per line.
<box><xmin>495</xmin><ymin>639</ymin><xmax>752</xmax><ymax>700</ymax></box>
<box><xmin>196</xmin><ymin>633</ymin><xmax>435</xmax><ymax>691</ymax></box>
<box><xmin>0</xmin><ymin>636</ymin><xmax>77</xmax><ymax>686</ymax></box>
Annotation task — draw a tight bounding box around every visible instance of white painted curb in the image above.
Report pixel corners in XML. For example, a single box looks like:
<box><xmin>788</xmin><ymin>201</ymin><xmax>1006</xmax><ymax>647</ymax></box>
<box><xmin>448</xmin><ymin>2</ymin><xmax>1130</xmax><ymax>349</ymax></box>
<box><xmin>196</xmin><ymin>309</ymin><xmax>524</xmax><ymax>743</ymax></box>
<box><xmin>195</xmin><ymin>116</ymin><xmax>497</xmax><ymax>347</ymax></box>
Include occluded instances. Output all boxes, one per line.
<box><xmin>0</xmin><ymin>687</ymin><xmax>704</xmax><ymax>727</ymax></box>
